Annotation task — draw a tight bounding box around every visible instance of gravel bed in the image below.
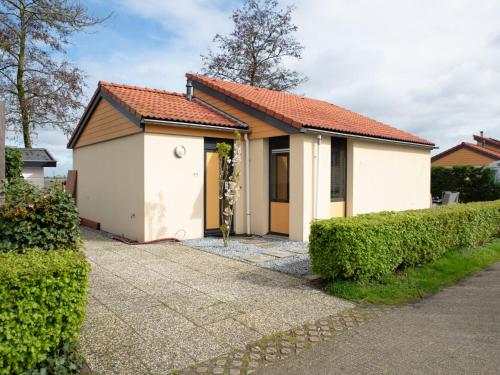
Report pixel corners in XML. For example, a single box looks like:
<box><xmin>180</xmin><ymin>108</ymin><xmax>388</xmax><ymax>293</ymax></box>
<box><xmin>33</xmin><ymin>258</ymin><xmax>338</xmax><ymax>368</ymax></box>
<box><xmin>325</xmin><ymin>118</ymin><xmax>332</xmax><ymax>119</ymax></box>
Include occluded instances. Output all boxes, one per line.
<box><xmin>182</xmin><ymin>236</ymin><xmax>311</xmax><ymax>277</ymax></box>
<box><xmin>260</xmin><ymin>255</ymin><xmax>311</xmax><ymax>277</ymax></box>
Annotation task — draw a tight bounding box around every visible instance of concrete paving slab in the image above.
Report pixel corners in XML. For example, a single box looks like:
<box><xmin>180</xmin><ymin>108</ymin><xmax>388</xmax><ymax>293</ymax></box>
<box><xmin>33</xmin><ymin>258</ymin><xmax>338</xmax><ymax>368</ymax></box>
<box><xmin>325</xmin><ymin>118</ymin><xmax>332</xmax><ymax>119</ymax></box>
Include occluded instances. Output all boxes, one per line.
<box><xmin>82</xmin><ymin>346</ymin><xmax>149</xmax><ymax>375</ymax></box>
<box><xmin>234</xmin><ymin>310</ymin><xmax>293</xmax><ymax>335</ymax></box>
<box><xmin>262</xmin><ymin>250</ymin><xmax>294</xmax><ymax>258</ymax></box>
<box><xmin>287</xmin><ymin>247</ymin><xmax>309</xmax><ymax>254</ymax></box>
<box><xmin>179</xmin><ymin>327</ymin><xmax>232</xmax><ymax>362</ymax></box>
<box><xmin>258</xmin><ymin>242</ymin><xmax>280</xmax><ymax>249</ymax></box>
<box><xmin>240</xmin><ymin>239</ymin><xmax>269</xmax><ymax>245</ymax></box>
<box><xmin>203</xmin><ymin>318</ymin><xmax>261</xmax><ymax>349</ymax></box>
<box><xmin>242</xmin><ymin>254</ymin><xmax>275</xmax><ymax>263</ymax></box>
<box><xmin>183</xmin><ymin>301</ymin><xmax>242</xmax><ymax>326</ymax></box>
<box><xmin>135</xmin><ymin>340</ymin><xmax>195</xmax><ymax>374</ymax></box>
<box><xmin>120</xmin><ymin>305</ymin><xmax>196</xmax><ymax>341</ymax></box>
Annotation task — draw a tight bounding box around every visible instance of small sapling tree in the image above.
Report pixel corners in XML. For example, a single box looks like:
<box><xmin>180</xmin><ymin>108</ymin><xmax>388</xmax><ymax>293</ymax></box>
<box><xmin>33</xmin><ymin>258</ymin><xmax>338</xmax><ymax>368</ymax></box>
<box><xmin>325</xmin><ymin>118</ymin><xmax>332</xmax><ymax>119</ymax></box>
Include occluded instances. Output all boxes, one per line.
<box><xmin>216</xmin><ymin>133</ymin><xmax>242</xmax><ymax>247</ymax></box>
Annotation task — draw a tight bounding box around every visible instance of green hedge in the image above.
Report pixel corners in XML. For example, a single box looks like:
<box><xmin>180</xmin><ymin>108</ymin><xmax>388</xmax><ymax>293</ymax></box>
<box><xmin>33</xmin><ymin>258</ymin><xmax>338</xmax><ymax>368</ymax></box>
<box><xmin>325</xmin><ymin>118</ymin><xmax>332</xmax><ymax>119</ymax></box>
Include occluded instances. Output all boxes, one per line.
<box><xmin>431</xmin><ymin>166</ymin><xmax>500</xmax><ymax>202</ymax></box>
<box><xmin>4</xmin><ymin>147</ymin><xmax>23</xmax><ymax>182</ymax></box>
<box><xmin>309</xmin><ymin>201</ymin><xmax>500</xmax><ymax>281</ymax></box>
<box><xmin>0</xmin><ymin>250</ymin><xmax>90</xmax><ymax>374</ymax></box>
<box><xmin>0</xmin><ymin>180</ymin><xmax>81</xmax><ymax>252</ymax></box>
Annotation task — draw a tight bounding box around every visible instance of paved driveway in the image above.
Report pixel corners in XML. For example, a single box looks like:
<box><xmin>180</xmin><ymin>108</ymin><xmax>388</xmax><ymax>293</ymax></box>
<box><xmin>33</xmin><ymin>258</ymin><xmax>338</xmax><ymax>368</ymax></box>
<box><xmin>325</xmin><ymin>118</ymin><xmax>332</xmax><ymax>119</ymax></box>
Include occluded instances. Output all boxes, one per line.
<box><xmin>259</xmin><ymin>262</ymin><xmax>500</xmax><ymax>375</ymax></box>
<box><xmin>80</xmin><ymin>228</ymin><xmax>352</xmax><ymax>374</ymax></box>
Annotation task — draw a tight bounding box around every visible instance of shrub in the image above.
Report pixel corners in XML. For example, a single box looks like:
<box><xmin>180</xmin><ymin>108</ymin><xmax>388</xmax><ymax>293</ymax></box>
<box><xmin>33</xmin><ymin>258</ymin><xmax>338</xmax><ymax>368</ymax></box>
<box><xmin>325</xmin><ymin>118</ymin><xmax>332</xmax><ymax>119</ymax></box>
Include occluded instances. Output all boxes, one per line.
<box><xmin>0</xmin><ymin>180</ymin><xmax>81</xmax><ymax>252</ymax></box>
<box><xmin>431</xmin><ymin>166</ymin><xmax>500</xmax><ymax>202</ymax></box>
<box><xmin>4</xmin><ymin>147</ymin><xmax>23</xmax><ymax>182</ymax></box>
<box><xmin>309</xmin><ymin>200</ymin><xmax>500</xmax><ymax>281</ymax></box>
<box><xmin>0</xmin><ymin>250</ymin><xmax>90</xmax><ymax>375</ymax></box>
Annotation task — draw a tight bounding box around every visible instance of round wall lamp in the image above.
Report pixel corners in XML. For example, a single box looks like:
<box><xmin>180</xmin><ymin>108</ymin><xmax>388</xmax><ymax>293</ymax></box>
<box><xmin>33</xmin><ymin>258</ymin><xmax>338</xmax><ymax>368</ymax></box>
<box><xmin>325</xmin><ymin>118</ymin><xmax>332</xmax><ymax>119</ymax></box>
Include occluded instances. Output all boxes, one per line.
<box><xmin>174</xmin><ymin>145</ymin><xmax>186</xmax><ymax>158</ymax></box>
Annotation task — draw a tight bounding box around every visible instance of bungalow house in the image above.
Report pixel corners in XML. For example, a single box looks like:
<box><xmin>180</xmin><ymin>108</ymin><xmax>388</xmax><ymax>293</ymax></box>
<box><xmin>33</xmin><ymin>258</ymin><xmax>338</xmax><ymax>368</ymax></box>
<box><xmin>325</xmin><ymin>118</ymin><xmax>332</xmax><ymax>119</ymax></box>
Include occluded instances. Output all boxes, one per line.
<box><xmin>431</xmin><ymin>133</ymin><xmax>500</xmax><ymax>167</ymax></box>
<box><xmin>67</xmin><ymin>74</ymin><xmax>434</xmax><ymax>242</ymax></box>
<box><xmin>17</xmin><ymin>148</ymin><xmax>57</xmax><ymax>188</ymax></box>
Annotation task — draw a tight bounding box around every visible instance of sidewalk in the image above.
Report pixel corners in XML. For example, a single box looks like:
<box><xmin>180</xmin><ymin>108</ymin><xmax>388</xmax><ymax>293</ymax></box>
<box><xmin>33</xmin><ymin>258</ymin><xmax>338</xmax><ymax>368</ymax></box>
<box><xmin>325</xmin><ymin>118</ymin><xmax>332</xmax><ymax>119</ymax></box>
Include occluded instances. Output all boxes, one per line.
<box><xmin>258</xmin><ymin>263</ymin><xmax>500</xmax><ymax>375</ymax></box>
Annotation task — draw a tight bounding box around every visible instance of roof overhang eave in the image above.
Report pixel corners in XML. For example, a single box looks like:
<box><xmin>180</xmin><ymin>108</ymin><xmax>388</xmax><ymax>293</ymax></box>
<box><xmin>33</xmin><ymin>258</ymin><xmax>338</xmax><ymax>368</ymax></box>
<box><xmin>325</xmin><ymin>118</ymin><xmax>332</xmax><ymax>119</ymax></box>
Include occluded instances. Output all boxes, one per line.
<box><xmin>142</xmin><ymin>118</ymin><xmax>249</xmax><ymax>133</ymax></box>
<box><xmin>23</xmin><ymin>161</ymin><xmax>57</xmax><ymax>168</ymax></box>
<box><xmin>300</xmin><ymin>126</ymin><xmax>436</xmax><ymax>149</ymax></box>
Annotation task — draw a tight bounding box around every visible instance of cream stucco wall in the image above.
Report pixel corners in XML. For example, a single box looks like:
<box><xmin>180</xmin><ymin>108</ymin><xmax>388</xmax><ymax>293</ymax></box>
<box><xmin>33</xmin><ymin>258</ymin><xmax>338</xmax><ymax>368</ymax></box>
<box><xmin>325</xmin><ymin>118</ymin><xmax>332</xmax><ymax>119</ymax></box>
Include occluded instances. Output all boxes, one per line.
<box><xmin>143</xmin><ymin>133</ymin><xmax>205</xmax><ymax>241</ymax></box>
<box><xmin>249</xmin><ymin>138</ymin><xmax>269</xmax><ymax>235</ymax></box>
<box><xmin>73</xmin><ymin>133</ymin><xmax>145</xmax><ymax>240</ymax></box>
<box><xmin>289</xmin><ymin>134</ymin><xmax>331</xmax><ymax>241</ymax></box>
<box><xmin>347</xmin><ymin>139</ymin><xmax>431</xmax><ymax>215</ymax></box>
<box><xmin>22</xmin><ymin>166</ymin><xmax>45</xmax><ymax>188</ymax></box>
<box><xmin>73</xmin><ymin>127</ymin><xmax>431</xmax><ymax>242</ymax></box>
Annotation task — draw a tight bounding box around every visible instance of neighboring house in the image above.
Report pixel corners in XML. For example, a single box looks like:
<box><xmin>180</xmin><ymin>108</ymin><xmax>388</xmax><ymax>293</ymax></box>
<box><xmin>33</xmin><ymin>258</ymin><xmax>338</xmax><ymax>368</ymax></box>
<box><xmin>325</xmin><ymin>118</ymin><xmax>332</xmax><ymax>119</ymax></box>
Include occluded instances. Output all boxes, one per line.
<box><xmin>489</xmin><ymin>160</ymin><xmax>500</xmax><ymax>182</ymax></box>
<box><xmin>17</xmin><ymin>148</ymin><xmax>57</xmax><ymax>188</ymax></box>
<box><xmin>67</xmin><ymin>75</ymin><xmax>434</xmax><ymax>242</ymax></box>
<box><xmin>431</xmin><ymin>133</ymin><xmax>500</xmax><ymax>167</ymax></box>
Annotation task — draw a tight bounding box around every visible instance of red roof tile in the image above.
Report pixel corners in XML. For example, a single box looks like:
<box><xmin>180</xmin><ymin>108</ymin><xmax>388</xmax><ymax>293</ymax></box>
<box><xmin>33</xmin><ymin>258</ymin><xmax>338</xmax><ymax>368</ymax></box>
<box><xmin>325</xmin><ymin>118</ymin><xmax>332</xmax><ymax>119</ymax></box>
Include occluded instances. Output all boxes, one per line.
<box><xmin>99</xmin><ymin>81</ymin><xmax>242</xmax><ymax>128</ymax></box>
<box><xmin>187</xmin><ymin>74</ymin><xmax>434</xmax><ymax>146</ymax></box>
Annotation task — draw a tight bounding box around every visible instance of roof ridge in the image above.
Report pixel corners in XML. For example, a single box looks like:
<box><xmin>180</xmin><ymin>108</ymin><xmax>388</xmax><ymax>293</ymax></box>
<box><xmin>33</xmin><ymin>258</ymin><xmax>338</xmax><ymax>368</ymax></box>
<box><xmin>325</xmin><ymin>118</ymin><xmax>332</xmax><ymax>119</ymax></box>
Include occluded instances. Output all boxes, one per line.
<box><xmin>188</xmin><ymin>73</ymin><xmax>381</xmax><ymax>110</ymax></box>
<box><xmin>186</xmin><ymin>73</ymin><xmax>321</xmax><ymax>101</ymax></box>
<box><xmin>98</xmin><ymin>81</ymin><xmax>184</xmax><ymax>97</ymax></box>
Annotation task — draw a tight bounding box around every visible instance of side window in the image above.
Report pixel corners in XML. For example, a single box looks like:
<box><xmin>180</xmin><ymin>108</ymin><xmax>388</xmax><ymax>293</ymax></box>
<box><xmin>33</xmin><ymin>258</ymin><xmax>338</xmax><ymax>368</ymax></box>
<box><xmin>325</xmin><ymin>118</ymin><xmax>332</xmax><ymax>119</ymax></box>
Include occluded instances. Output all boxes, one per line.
<box><xmin>270</xmin><ymin>151</ymin><xmax>289</xmax><ymax>202</ymax></box>
<box><xmin>331</xmin><ymin>137</ymin><xmax>347</xmax><ymax>202</ymax></box>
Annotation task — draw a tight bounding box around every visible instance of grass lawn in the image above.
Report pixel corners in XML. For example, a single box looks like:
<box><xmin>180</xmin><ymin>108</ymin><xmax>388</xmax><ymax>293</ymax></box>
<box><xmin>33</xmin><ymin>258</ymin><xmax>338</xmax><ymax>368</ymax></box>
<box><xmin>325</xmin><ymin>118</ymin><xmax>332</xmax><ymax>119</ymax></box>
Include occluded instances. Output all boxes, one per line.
<box><xmin>329</xmin><ymin>239</ymin><xmax>500</xmax><ymax>305</ymax></box>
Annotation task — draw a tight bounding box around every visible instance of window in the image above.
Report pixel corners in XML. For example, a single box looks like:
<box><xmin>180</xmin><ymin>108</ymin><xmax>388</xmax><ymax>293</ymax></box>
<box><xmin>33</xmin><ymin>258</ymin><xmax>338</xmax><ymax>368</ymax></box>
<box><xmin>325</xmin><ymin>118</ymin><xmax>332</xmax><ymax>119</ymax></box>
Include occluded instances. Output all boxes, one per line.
<box><xmin>331</xmin><ymin>138</ymin><xmax>347</xmax><ymax>201</ymax></box>
<box><xmin>270</xmin><ymin>150</ymin><xmax>289</xmax><ymax>201</ymax></box>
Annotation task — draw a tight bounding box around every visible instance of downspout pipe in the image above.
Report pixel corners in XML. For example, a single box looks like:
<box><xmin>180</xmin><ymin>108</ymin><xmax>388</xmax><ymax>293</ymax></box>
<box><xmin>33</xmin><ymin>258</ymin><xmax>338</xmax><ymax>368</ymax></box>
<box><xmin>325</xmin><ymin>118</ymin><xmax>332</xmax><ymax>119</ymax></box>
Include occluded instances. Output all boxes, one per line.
<box><xmin>244</xmin><ymin>133</ymin><xmax>251</xmax><ymax>235</ymax></box>
<box><xmin>315</xmin><ymin>134</ymin><xmax>322</xmax><ymax>220</ymax></box>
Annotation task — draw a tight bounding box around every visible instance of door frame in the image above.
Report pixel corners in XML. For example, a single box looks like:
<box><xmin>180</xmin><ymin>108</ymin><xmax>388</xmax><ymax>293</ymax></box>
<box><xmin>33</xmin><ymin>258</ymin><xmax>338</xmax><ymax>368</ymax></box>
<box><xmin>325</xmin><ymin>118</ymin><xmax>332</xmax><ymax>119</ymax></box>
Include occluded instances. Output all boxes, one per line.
<box><xmin>268</xmin><ymin>136</ymin><xmax>290</xmax><ymax>236</ymax></box>
<box><xmin>204</xmin><ymin>137</ymin><xmax>234</xmax><ymax>236</ymax></box>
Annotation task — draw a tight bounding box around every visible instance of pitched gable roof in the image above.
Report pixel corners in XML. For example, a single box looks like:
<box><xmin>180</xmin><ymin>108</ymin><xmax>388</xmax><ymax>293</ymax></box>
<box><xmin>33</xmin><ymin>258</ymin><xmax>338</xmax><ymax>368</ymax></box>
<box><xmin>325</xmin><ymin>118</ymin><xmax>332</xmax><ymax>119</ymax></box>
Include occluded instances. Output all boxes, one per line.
<box><xmin>187</xmin><ymin>73</ymin><xmax>434</xmax><ymax>146</ymax></box>
<box><xmin>17</xmin><ymin>148</ymin><xmax>57</xmax><ymax>167</ymax></box>
<box><xmin>431</xmin><ymin>142</ymin><xmax>500</xmax><ymax>162</ymax></box>
<box><xmin>68</xmin><ymin>82</ymin><xmax>244</xmax><ymax>148</ymax></box>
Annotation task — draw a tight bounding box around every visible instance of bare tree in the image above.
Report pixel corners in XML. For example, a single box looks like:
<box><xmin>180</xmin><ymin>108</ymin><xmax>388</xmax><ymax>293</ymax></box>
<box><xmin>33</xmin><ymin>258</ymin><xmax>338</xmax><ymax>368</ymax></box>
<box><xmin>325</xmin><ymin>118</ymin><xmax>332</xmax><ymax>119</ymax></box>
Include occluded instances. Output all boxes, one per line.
<box><xmin>0</xmin><ymin>0</ymin><xmax>107</xmax><ymax>147</ymax></box>
<box><xmin>202</xmin><ymin>0</ymin><xmax>306</xmax><ymax>91</ymax></box>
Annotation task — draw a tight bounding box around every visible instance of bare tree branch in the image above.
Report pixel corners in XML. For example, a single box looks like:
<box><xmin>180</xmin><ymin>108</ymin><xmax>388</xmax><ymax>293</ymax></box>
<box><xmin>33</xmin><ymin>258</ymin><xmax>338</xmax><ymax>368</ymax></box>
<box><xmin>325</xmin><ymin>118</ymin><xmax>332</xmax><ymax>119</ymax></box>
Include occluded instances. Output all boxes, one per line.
<box><xmin>201</xmin><ymin>0</ymin><xmax>307</xmax><ymax>92</ymax></box>
<box><xmin>0</xmin><ymin>0</ymin><xmax>108</xmax><ymax>147</ymax></box>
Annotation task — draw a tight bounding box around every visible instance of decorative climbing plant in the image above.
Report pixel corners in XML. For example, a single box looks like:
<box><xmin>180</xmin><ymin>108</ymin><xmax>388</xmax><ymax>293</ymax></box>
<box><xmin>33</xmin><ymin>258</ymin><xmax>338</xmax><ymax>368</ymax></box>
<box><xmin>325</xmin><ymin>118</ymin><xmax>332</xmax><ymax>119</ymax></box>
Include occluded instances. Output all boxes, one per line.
<box><xmin>216</xmin><ymin>132</ymin><xmax>242</xmax><ymax>247</ymax></box>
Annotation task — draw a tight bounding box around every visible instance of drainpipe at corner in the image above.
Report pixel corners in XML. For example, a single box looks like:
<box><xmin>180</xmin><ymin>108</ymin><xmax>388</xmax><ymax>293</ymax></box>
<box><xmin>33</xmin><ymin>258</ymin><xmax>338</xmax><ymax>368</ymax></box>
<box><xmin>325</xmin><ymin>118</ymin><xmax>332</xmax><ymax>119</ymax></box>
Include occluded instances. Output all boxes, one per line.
<box><xmin>315</xmin><ymin>134</ymin><xmax>322</xmax><ymax>220</ymax></box>
<box><xmin>244</xmin><ymin>133</ymin><xmax>251</xmax><ymax>235</ymax></box>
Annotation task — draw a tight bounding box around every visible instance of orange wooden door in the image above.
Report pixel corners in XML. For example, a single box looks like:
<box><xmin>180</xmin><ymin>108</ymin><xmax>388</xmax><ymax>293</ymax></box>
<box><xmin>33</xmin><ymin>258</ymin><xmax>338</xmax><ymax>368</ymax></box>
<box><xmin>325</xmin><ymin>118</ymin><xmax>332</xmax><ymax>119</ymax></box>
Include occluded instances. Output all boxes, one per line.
<box><xmin>270</xmin><ymin>150</ymin><xmax>289</xmax><ymax>235</ymax></box>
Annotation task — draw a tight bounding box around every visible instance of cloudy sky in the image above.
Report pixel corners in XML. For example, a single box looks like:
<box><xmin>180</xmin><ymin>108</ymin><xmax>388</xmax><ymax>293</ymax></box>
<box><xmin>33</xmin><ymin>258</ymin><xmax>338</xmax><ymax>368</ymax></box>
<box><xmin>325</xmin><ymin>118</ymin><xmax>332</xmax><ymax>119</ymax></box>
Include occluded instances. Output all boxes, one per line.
<box><xmin>7</xmin><ymin>0</ymin><xmax>500</xmax><ymax>176</ymax></box>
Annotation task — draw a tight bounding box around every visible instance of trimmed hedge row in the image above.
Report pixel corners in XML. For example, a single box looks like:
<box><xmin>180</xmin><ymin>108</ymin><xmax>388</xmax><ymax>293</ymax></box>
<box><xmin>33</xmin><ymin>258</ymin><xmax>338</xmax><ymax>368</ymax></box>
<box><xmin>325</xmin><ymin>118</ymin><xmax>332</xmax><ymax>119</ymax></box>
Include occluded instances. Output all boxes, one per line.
<box><xmin>0</xmin><ymin>250</ymin><xmax>90</xmax><ymax>374</ymax></box>
<box><xmin>310</xmin><ymin>200</ymin><xmax>500</xmax><ymax>281</ymax></box>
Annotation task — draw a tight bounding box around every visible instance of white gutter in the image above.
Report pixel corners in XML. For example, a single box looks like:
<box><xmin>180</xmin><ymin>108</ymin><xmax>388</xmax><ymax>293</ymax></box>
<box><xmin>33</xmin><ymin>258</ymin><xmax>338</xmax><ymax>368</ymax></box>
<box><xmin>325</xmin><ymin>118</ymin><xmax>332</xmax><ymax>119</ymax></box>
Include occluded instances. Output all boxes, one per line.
<box><xmin>142</xmin><ymin>119</ymin><xmax>249</xmax><ymax>133</ymax></box>
<box><xmin>315</xmin><ymin>134</ymin><xmax>322</xmax><ymax>220</ymax></box>
<box><xmin>300</xmin><ymin>127</ymin><xmax>435</xmax><ymax>149</ymax></box>
<box><xmin>244</xmin><ymin>134</ymin><xmax>251</xmax><ymax>235</ymax></box>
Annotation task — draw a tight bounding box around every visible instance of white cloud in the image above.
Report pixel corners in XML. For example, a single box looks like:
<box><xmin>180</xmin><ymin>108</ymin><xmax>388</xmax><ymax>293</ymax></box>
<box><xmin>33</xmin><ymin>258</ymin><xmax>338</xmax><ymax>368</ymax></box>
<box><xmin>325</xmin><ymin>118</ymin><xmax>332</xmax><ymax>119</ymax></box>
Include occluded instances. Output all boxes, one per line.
<box><xmin>26</xmin><ymin>0</ymin><xmax>500</xmax><ymax>176</ymax></box>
